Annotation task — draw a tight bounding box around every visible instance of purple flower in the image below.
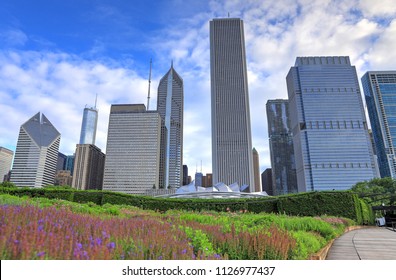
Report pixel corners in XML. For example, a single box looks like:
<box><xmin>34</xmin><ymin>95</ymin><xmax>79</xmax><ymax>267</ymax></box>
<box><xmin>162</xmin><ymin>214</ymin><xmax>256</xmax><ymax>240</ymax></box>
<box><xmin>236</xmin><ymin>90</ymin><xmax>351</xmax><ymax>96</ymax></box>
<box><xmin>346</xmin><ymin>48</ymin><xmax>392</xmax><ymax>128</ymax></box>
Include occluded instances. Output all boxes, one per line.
<box><xmin>182</xmin><ymin>249</ymin><xmax>187</xmax><ymax>254</ymax></box>
<box><xmin>95</xmin><ymin>238</ymin><xmax>102</xmax><ymax>246</ymax></box>
<box><xmin>38</xmin><ymin>225</ymin><xmax>44</xmax><ymax>231</ymax></box>
<box><xmin>14</xmin><ymin>239</ymin><xmax>19</xmax><ymax>245</ymax></box>
<box><xmin>107</xmin><ymin>242</ymin><xmax>115</xmax><ymax>249</ymax></box>
<box><xmin>76</xmin><ymin>243</ymin><xmax>83</xmax><ymax>250</ymax></box>
<box><xmin>37</xmin><ymin>251</ymin><xmax>45</xmax><ymax>257</ymax></box>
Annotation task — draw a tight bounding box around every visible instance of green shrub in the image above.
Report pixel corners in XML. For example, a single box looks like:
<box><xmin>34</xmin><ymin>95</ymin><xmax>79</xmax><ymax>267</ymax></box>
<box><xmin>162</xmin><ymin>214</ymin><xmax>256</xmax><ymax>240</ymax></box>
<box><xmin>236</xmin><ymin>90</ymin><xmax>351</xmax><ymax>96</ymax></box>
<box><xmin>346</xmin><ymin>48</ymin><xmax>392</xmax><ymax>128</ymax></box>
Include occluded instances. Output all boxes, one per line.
<box><xmin>73</xmin><ymin>191</ymin><xmax>103</xmax><ymax>205</ymax></box>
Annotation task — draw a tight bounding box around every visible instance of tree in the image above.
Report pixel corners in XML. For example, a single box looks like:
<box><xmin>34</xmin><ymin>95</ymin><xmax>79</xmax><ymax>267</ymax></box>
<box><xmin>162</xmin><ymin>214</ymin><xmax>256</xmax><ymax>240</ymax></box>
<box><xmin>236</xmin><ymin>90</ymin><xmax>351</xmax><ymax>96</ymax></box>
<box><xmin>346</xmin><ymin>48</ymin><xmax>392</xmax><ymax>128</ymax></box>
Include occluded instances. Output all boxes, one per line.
<box><xmin>351</xmin><ymin>177</ymin><xmax>396</xmax><ymax>205</ymax></box>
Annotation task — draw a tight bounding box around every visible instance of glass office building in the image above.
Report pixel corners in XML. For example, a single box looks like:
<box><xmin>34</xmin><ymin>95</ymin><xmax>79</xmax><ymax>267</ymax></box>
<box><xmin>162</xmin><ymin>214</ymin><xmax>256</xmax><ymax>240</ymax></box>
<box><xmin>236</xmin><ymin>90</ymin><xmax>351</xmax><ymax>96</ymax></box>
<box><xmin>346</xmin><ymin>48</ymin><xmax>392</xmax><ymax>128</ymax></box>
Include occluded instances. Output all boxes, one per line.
<box><xmin>157</xmin><ymin>65</ymin><xmax>184</xmax><ymax>188</ymax></box>
<box><xmin>362</xmin><ymin>71</ymin><xmax>396</xmax><ymax>178</ymax></box>
<box><xmin>79</xmin><ymin>107</ymin><xmax>98</xmax><ymax>145</ymax></box>
<box><xmin>287</xmin><ymin>56</ymin><xmax>377</xmax><ymax>192</ymax></box>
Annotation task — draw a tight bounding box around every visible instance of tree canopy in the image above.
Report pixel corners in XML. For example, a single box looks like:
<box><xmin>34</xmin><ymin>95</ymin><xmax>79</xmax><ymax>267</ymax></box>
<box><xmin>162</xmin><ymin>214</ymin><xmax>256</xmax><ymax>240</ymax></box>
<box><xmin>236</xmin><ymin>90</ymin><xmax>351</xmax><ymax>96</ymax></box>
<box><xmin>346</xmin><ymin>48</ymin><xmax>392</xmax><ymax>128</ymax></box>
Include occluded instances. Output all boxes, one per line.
<box><xmin>351</xmin><ymin>177</ymin><xmax>396</xmax><ymax>206</ymax></box>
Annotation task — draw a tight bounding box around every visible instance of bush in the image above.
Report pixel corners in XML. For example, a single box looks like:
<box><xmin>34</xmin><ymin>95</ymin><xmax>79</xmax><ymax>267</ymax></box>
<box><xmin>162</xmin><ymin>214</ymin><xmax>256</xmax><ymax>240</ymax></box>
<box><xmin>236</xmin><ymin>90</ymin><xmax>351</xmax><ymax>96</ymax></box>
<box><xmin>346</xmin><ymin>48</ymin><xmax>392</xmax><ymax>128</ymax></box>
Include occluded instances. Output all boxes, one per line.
<box><xmin>73</xmin><ymin>191</ymin><xmax>103</xmax><ymax>205</ymax></box>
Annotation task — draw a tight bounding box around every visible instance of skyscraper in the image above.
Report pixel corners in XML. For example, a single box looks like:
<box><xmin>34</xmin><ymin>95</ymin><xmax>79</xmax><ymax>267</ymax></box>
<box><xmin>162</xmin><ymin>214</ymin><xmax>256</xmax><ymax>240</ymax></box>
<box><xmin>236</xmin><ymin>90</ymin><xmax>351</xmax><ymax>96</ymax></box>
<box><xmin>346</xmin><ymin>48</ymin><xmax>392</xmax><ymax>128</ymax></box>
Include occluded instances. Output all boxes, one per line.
<box><xmin>72</xmin><ymin>144</ymin><xmax>105</xmax><ymax>190</ymax></box>
<box><xmin>0</xmin><ymin>147</ymin><xmax>13</xmax><ymax>182</ymax></box>
<box><xmin>102</xmin><ymin>104</ymin><xmax>166</xmax><ymax>194</ymax></box>
<box><xmin>157</xmin><ymin>65</ymin><xmax>184</xmax><ymax>188</ymax></box>
<box><xmin>266</xmin><ymin>99</ymin><xmax>297</xmax><ymax>195</ymax></box>
<box><xmin>79</xmin><ymin>106</ymin><xmax>98</xmax><ymax>145</ymax></box>
<box><xmin>287</xmin><ymin>56</ymin><xmax>377</xmax><ymax>192</ymax></box>
<box><xmin>11</xmin><ymin>112</ymin><xmax>61</xmax><ymax>187</ymax></box>
<box><xmin>252</xmin><ymin>148</ymin><xmax>261</xmax><ymax>192</ymax></box>
<box><xmin>362</xmin><ymin>71</ymin><xmax>396</xmax><ymax>178</ymax></box>
<box><xmin>210</xmin><ymin>18</ymin><xmax>254</xmax><ymax>191</ymax></box>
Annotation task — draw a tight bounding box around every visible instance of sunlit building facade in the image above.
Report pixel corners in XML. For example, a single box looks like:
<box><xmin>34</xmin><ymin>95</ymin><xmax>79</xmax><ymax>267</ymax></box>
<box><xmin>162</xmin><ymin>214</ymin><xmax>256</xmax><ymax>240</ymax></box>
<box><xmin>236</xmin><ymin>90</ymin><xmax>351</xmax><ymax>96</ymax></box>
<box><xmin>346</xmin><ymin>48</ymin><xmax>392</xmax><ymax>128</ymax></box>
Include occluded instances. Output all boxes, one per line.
<box><xmin>79</xmin><ymin>107</ymin><xmax>98</xmax><ymax>145</ymax></box>
<box><xmin>0</xmin><ymin>147</ymin><xmax>13</xmax><ymax>182</ymax></box>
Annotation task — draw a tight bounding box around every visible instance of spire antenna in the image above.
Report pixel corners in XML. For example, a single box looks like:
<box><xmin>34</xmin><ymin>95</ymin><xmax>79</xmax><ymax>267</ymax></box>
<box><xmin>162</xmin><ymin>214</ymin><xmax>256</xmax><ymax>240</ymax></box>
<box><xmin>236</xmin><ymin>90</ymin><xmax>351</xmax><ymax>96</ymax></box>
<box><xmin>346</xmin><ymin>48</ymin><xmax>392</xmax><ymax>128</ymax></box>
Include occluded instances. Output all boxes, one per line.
<box><xmin>94</xmin><ymin>93</ymin><xmax>98</xmax><ymax>109</ymax></box>
<box><xmin>147</xmin><ymin>58</ymin><xmax>152</xmax><ymax>110</ymax></box>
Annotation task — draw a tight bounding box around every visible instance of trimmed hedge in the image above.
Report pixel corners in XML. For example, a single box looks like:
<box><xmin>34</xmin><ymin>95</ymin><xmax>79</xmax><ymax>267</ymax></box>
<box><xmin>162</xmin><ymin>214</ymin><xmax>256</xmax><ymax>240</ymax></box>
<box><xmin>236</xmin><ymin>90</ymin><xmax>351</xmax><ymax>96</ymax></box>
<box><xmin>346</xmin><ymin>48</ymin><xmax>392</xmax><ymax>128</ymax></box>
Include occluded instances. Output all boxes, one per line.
<box><xmin>0</xmin><ymin>184</ymin><xmax>373</xmax><ymax>224</ymax></box>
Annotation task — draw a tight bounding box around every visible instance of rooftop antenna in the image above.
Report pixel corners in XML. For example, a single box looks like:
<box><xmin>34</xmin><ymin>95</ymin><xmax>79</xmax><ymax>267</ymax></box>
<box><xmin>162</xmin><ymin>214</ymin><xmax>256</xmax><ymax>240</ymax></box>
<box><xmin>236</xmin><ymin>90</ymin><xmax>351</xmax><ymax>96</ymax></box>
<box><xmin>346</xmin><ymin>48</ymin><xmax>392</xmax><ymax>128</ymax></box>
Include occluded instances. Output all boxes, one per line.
<box><xmin>94</xmin><ymin>93</ymin><xmax>98</xmax><ymax>109</ymax></box>
<box><xmin>201</xmin><ymin>160</ymin><xmax>202</xmax><ymax>173</ymax></box>
<box><xmin>147</xmin><ymin>58</ymin><xmax>152</xmax><ymax>110</ymax></box>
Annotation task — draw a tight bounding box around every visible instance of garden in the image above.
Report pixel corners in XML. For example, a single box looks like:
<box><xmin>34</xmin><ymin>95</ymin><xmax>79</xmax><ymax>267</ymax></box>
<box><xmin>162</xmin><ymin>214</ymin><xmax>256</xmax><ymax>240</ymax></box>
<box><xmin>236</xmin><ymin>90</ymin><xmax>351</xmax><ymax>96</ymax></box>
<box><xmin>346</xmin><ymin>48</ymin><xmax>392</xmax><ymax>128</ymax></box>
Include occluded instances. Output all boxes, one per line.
<box><xmin>0</xmin><ymin>193</ymin><xmax>357</xmax><ymax>260</ymax></box>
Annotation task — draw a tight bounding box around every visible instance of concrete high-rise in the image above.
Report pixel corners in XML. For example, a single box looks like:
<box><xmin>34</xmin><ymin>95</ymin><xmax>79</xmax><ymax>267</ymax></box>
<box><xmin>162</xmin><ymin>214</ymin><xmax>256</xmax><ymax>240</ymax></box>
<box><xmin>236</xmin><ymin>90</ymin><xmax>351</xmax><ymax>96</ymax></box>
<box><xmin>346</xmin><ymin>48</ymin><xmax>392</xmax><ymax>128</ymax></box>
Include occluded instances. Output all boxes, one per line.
<box><xmin>266</xmin><ymin>99</ymin><xmax>297</xmax><ymax>195</ymax></box>
<box><xmin>362</xmin><ymin>71</ymin><xmax>396</xmax><ymax>178</ymax></box>
<box><xmin>287</xmin><ymin>56</ymin><xmax>377</xmax><ymax>192</ymax></box>
<box><xmin>102</xmin><ymin>104</ymin><xmax>166</xmax><ymax>194</ymax></box>
<box><xmin>79</xmin><ymin>106</ymin><xmax>98</xmax><ymax>145</ymax></box>
<box><xmin>210</xmin><ymin>18</ymin><xmax>254</xmax><ymax>191</ymax></box>
<box><xmin>72</xmin><ymin>144</ymin><xmax>105</xmax><ymax>190</ymax></box>
<box><xmin>0</xmin><ymin>147</ymin><xmax>13</xmax><ymax>182</ymax></box>
<box><xmin>11</xmin><ymin>112</ymin><xmax>61</xmax><ymax>187</ymax></box>
<box><xmin>157</xmin><ymin>65</ymin><xmax>183</xmax><ymax>188</ymax></box>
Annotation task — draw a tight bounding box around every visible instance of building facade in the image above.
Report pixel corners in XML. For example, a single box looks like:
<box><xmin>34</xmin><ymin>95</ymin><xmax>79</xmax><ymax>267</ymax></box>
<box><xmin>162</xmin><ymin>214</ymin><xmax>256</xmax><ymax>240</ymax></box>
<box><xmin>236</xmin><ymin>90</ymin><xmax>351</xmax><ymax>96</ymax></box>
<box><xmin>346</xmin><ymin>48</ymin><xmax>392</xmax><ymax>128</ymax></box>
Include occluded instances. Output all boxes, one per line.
<box><xmin>261</xmin><ymin>168</ymin><xmax>273</xmax><ymax>196</ymax></box>
<box><xmin>102</xmin><ymin>104</ymin><xmax>166</xmax><ymax>194</ymax></box>
<box><xmin>362</xmin><ymin>71</ymin><xmax>396</xmax><ymax>178</ymax></box>
<box><xmin>10</xmin><ymin>112</ymin><xmax>61</xmax><ymax>187</ymax></box>
<box><xmin>210</xmin><ymin>18</ymin><xmax>254</xmax><ymax>191</ymax></box>
<box><xmin>55</xmin><ymin>170</ymin><xmax>73</xmax><ymax>186</ymax></box>
<box><xmin>287</xmin><ymin>56</ymin><xmax>377</xmax><ymax>192</ymax></box>
<box><xmin>79</xmin><ymin>107</ymin><xmax>98</xmax><ymax>145</ymax></box>
<box><xmin>266</xmin><ymin>99</ymin><xmax>297</xmax><ymax>195</ymax></box>
<box><xmin>157</xmin><ymin>65</ymin><xmax>184</xmax><ymax>188</ymax></box>
<box><xmin>0</xmin><ymin>147</ymin><xmax>14</xmax><ymax>183</ymax></box>
<box><xmin>72</xmin><ymin>144</ymin><xmax>105</xmax><ymax>190</ymax></box>
<box><xmin>252</xmin><ymin>148</ymin><xmax>261</xmax><ymax>192</ymax></box>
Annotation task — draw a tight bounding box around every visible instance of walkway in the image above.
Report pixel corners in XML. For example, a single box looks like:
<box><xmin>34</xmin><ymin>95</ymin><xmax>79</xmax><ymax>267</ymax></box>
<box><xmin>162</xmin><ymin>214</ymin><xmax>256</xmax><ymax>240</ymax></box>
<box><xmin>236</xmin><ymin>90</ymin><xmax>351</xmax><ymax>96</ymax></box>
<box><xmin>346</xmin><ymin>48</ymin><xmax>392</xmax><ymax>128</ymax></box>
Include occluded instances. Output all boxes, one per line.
<box><xmin>326</xmin><ymin>226</ymin><xmax>396</xmax><ymax>260</ymax></box>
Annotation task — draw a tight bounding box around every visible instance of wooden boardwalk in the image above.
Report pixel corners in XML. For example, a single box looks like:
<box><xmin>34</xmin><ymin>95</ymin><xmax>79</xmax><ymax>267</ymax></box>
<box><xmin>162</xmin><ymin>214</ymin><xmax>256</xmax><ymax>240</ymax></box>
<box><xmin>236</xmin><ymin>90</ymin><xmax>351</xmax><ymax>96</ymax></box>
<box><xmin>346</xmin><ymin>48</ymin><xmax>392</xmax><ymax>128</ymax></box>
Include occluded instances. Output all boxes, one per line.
<box><xmin>326</xmin><ymin>227</ymin><xmax>396</xmax><ymax>260</ymax></box>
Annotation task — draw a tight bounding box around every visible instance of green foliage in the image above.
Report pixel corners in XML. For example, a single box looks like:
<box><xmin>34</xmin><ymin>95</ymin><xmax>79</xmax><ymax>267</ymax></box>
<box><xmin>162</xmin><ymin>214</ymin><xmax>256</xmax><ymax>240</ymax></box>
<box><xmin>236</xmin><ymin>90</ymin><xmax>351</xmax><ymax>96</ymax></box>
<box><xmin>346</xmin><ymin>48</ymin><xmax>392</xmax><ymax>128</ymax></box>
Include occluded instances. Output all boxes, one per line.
<box><xmin>352</xmin><ymin>177</ymin><xmax>396</xmax><ymax>205</ymax></box>
<box><xmin>290</xmin><ymin>231</ymin><xmax>326</xmax><ymax>260</ymax></box>
<box><xmin>73</xmin><ymin>191</ymin><xmax>103</xmax><ymax>205</ymax></box>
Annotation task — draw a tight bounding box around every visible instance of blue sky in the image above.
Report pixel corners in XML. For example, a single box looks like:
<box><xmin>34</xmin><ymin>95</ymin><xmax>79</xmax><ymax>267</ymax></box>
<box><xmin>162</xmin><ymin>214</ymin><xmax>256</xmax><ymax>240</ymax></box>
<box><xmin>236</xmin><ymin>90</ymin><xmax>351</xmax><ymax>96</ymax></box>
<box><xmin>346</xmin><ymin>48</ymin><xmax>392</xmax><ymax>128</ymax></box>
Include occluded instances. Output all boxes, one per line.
<box><xmin>1</xmin><ymin>0</ymin><xmax>396</xmax><ymax>177</ymax></box>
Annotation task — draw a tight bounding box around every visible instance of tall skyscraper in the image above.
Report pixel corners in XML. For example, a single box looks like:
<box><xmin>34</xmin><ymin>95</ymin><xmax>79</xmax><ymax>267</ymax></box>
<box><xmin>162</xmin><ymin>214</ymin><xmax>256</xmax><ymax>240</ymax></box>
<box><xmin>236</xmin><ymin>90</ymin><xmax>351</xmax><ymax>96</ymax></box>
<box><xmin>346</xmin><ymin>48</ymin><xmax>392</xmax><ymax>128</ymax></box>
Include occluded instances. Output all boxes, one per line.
<box><xmin>0</xmin><ymin>147</ymin><xmax>13</xmax><ymax>182</ymax></box>
<box><xmin>57</xmin><ymin>152</ymin><xmax>67</xmax><ymax>171</ymax></box>
<box><xmin>72</xmin><ymin>144</ymin><xmax>105</xmax><ymax>190</ymax></box>
<box><xmin>261</xmin><ymin>168</ymin><xmax>273</xmax><ymax>196</ymax></box>
<box><xmin>266</xmin><ymin>99</ymin><xmax>297</xmax><ymax>195</ymax></box>
<box><xmin>287</xmin><ymin>56</ymin><xmax>377</xmax><ymax>192</ymax></box>
<box><xmin>182</xmin><ymin>165</ymin><xmax>189</xmax><ymax>185</ymax></box>
<box><xmin>102</xmin><ymin>104</ymin><xmax>166</xmax><ymax>194</ymax></box>
<box><xmin>65</xmin><ymin>155</ymin><xmax>75</xmax><ymax>175</ymax></box>
<box><xmin>210</xmin><ymin>18</ymin><xmax>254</xmax><ymax>191</ymax></box>
<box><xmin>157</xmin><ymin>65</ymin><xmax>184</xmax><ymax>188</ymax></box>
<box><xmin>362</xmin><ymin>71</ymin><xmax>396</xmax><ymax>178</ymax></box>
<box><xmin>11</xmin><ymin>112</ymin><xmax>61</xmax><ymax>187</ymax></box>
<box><xmin>252</xmin><ymin>148</ymin><xmax>261</xmax><ymax>192</ymax></box>
<box><xmin>79</xmin><ymin>106</ymin><xmax>98</xmax><ymax>145</ymax></box>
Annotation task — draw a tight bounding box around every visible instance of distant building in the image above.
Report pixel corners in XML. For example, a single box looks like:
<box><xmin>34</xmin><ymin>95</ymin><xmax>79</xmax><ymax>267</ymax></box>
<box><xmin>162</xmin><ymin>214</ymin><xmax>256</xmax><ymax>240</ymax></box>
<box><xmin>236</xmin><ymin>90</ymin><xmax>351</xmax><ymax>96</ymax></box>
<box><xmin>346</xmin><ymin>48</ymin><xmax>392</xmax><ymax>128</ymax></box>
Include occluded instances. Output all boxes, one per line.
<box><xmin>57</xmin><ymin>152</ymin><xmax>67</xmax><ymax>172</ymax></box>
<box><xmin>362</xmin><ymin>71</ymin><xmax>396</xmax><ymax>178</ymax></box>
<box><xmin>72</xmin><ymin>144</ymin><xmax>105</xmax><ymax>190</ymax></box>
<box><xmin>55</xmin><ymin>170</ymin><xmax>73</xmax><ymax>187</ymax></box>
<box><xmin>203</xmin><ymin>173</ymin><xmax>213</xmax><ymax>187</ymax></box>
<box><xmin>195</xmin><ymin>172</ymin><xmax>203</xmax><ymax>187</ymax></box>
<box><xmin>102</xmin><ymin>104</ymin><xmax>166</xmax><ymax>194</ymax></box>
<box><xmin>157</xmin><ymin>65</ymin><xmax>184</xmax><ymax>188</ymax></box>
<box><xmin>11</xmin><ymin>112</ymin><xmax>60</xmax><ymax>187</ymax></box>
<box><xmin>287</xmin><ymin>56</ymin><xmax>377</xmax><ymax>191</ymax></box>
<box><xmin>183</xmin><ymin>165</ymin><xmax>189</xmax><ymax>185</ymax></box>
<box><xmin>79</xmin><ymin>106</ymin><xmax>98</xmax><ymax>145</ymax></box>
<box><xmin>0</xmin><ymin>147</ymin><xmax>13</xmax><ymax>183</ymax></box>
<box><xmin>210</xmin><ymin>18</ymin><xmax>254</xmax><ymax>190</ymax></box>
<box><xmin>252</xmin><ymin>148</ymin><xmax>261</xmax><ymax>192</ymax></box>
<box><xmin>261</xmin><ymin>168</ymin><xmax>273</xmax><ymax>196</ymax></box>
<box><xmin>266</xmin><ymin>100</ymin><xmax>297</xmax><ymax>195</ymax></box>
<box><xmin>65</xmin><ymin>155</ymin><xmax>75</xmax><ymax>175</ymax></box>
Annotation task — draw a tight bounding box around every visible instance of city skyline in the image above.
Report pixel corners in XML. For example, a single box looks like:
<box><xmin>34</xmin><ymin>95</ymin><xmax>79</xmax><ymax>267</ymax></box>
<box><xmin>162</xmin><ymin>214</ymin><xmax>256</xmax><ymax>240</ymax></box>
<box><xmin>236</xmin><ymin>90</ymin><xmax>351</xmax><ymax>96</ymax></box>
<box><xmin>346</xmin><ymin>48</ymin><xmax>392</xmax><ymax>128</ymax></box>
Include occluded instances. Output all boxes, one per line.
<box><xmin>1</xmin><ymin>1</ymin><xmax>396</xmax><ymax>176</ymax></box>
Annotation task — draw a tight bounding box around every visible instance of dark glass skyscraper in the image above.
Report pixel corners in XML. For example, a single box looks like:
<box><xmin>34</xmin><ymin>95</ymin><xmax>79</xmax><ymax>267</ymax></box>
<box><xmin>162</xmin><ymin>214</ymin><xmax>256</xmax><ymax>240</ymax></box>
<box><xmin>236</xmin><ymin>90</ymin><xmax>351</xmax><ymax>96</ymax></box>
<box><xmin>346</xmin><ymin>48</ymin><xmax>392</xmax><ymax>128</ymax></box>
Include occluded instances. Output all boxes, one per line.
<box><xmin>157</xmin><ymin>65</ymin><xmax>184</xmax><ymax>188</ymax></box>
<box><xmin>210</xmin><ymin>18</ymin><xmax>254</xmax><ymax>191</ymax></box>
<box><xmin>287</xmin><ymin>56</ymin><xmax>377</xmax><ymax>192</ymax></box>
<box><xmin>266</xmin><ymin>99</ymin><xmax>297</xmax><ymax>195</ymax></box>
<box><xmin>362</xmin><ymin>71</ymin><xmax>396</xmax><ymax>178</ymax></box>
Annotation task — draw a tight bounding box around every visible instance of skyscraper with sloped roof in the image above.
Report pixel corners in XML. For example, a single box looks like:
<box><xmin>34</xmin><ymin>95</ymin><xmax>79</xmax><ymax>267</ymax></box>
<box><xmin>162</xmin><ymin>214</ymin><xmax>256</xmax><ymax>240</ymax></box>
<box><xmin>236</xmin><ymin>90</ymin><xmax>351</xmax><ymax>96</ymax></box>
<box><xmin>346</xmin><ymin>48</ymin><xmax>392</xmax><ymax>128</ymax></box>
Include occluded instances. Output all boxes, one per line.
<box><xmin>11</xmin><ymin>112</ymin><xmax>60</xmax><ymax>187</ymax></box>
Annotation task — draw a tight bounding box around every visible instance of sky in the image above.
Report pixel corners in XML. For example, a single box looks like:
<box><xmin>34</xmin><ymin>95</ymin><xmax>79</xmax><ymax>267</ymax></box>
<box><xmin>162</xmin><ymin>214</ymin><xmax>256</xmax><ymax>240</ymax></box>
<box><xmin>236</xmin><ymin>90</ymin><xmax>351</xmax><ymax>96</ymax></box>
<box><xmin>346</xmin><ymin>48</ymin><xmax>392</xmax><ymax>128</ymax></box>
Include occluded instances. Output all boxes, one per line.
<box><xmin>1</xmin><ymin>0</ymin><xmax>396</xmax><ymax>177</ymax></box>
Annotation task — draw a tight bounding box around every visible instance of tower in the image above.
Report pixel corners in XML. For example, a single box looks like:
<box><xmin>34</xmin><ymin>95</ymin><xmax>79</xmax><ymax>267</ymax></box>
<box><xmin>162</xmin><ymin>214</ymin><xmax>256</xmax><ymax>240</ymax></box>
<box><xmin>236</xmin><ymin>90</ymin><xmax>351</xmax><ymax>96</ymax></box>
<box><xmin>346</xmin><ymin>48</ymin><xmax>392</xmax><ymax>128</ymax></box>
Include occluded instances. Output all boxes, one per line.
<box><xmin>362</xmin><ymin>71</ymin><xmax>396</xmax><ymax>178</ymax></box>
<box><xmin>10</xmin><ymin>112</ymin><xmax>61</xmax><ymax>187</ymax></box>
<box><xmin>252</xmin><ymin>148</ymin><xmax>261</xmax><ymax>192</ymax></box>
<box><xmin>287</xmin><ymin>56</ymin><xmax>377</xmax><ymax>192</ymax></box>
<box><xmin>210</xmin><ymin>18</ymin><xmax>254</xmax><ymax>190</ymax></box>
<box><xmin>0</xmin><ymin>147</ymin><xmax>13</xmax><ymax>182</ymax></box>
<box><xmin>79</xmin><ymin>105</ymin><xmax>98</xmax><ymax>145</ymax></box>
<box><xmin>102</xmin><ymin>104</ymin><xmax>166</xmax><ymax>194</ymax></box>
<box><xmin>266</xmin><ymin>99</ymin><xmax>297</xmax><ymax>195</ymax></box>
<box><xmin>157</xmin><ymin>64</ymin><xmax>184</xmax><ymax>188</ymax></box>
